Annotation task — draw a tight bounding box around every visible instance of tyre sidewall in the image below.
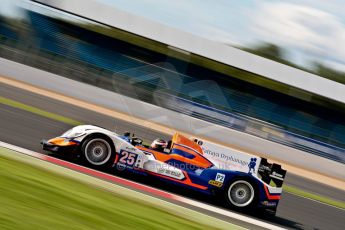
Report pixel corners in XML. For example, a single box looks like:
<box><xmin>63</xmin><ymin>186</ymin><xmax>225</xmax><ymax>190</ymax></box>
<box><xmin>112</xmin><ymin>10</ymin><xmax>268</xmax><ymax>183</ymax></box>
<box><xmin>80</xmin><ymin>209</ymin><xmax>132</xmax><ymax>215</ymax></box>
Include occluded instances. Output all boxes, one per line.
<box><xmin>81</xmin><ymin>135</ymin><xmax>115</xmax><ymax>168</ymax></box>
<box><xmin>224</xmin><ymin>178</ymin><xmax>257</xmax><ymax>211</ymax></box>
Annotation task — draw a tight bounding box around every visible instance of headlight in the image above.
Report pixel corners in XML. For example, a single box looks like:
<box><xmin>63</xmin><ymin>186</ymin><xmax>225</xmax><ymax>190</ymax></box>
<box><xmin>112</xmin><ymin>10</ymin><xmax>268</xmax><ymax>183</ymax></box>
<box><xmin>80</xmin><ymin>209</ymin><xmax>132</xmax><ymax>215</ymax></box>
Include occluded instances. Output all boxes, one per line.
<box><xmin>61</xmin><ymin>129</ymin><xmax>85</xmax><ymax>138</ymax></box>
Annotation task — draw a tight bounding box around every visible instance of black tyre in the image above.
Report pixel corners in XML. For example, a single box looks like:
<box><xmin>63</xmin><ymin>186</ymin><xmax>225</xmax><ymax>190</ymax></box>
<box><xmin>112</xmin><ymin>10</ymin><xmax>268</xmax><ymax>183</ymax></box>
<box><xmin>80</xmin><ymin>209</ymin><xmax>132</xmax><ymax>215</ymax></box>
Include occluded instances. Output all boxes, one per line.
<box><xmin>225</xmin><ymin>180</ymin><xmax>256</xmax><ymax>209</ymax></box>
<box><xmin>81</xmin><ymin>137</ymin><xmax>114</xmax><ymax>167</ymax></box>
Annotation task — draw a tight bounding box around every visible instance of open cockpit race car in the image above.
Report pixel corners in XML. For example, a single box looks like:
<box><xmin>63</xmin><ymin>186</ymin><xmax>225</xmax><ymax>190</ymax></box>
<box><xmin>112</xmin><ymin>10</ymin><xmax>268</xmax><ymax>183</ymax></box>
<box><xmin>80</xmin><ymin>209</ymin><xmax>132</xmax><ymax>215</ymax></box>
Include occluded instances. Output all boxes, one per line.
<box><xmin>41</xmin><ymin>125</ymin><xmax>286</xmax><ymax>214</ymax></box>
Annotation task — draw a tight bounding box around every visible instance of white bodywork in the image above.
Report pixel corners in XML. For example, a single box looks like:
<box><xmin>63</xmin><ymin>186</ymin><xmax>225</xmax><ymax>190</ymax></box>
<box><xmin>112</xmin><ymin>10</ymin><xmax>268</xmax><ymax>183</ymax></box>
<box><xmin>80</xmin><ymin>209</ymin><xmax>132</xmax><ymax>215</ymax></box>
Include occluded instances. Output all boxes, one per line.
<box><xmin>193</xmin><ymin>138</ymin><xmax>283</xmax><ymax>194</ymax></box>
<box><xmin>67</xmin><ymin>125</ymin><xmax>282</xmax><ymax>194</ymax></box>
<box><xmin>71</xmin><ymin>125</ymin><xmax>145</xmax><ymax>158</ymax></box>
<box><xmin>67</xmin><ymin>125</ymin><xmax>185</xmax><ymax>180</ymax></box>
<box><xmin>193</xmin><ymin>138</ymin><xmax>262</xmax><ymax>175</ymax></box>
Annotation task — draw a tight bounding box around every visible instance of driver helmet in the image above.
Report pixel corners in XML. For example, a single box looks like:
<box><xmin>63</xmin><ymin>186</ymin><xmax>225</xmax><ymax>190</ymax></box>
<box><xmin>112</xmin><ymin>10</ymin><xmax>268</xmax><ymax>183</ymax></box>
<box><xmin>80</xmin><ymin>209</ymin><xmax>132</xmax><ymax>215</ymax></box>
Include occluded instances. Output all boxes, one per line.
<box><xmin>150</xmin><ymin>138</ymin><xmax>167</xmax><ymax>151</ymax></box>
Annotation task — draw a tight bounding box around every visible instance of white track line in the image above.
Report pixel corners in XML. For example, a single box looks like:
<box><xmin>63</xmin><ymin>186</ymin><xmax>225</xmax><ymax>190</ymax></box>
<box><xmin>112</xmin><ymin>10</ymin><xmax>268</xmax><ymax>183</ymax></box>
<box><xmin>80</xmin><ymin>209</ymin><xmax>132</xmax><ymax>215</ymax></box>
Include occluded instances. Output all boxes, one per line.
<box><xmin>0</xmin><ymin>141</ymin><xmax>286</xmax><ymax>230</ymax></box>
<box><xmin>286</xmin><ymin>192</ymin><xmax>345</xmax><ymax>211</ymax></box>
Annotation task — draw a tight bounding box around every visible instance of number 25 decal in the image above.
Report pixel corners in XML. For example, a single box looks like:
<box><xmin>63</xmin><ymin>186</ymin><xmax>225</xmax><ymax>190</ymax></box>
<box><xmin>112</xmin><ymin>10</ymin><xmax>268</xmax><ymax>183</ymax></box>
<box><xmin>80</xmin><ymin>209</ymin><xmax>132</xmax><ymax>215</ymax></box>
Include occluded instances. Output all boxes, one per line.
<box><xmin>119</xmin><ymin>151</ymin><xmax>137</xmax><ymax>166</ymax></box>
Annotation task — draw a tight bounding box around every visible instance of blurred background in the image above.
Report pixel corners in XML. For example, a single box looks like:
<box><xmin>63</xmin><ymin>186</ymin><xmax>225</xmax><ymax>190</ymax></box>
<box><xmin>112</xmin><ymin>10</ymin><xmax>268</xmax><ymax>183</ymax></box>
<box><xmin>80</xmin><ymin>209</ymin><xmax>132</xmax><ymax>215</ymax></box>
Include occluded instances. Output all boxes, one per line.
<box><xmin>1</xmin><ymin>1</ymin><xmax>345</xmax><ymax>230</ymax></box>
<box><xmin>1</xmin><ymin>0</ymin><xmax>344</xmax><ymax>163</ymax></box>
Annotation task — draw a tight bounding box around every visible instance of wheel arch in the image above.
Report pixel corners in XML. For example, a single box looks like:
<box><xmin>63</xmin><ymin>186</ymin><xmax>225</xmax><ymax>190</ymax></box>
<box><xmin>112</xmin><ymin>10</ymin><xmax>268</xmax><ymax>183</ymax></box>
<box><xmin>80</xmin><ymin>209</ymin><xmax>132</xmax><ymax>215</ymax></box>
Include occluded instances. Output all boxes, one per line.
<box><xmin>223</xmin><ymin>174</ymin><xmax>260</xmax><ymax>209</ymax></box>
<box><xmin>81</xmin><ymin>132</ymin><xmax>116</xmax><ymax>153</ymax></box>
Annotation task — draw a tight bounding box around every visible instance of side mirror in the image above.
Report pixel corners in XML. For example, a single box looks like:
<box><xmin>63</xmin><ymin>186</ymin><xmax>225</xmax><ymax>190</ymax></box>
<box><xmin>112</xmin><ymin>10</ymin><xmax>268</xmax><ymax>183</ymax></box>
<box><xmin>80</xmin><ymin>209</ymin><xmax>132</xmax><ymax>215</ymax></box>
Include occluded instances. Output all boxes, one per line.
<box><xmin>123</xmin><ymin>132</ymin><xmax>130</xmax><ymax>137</ymax></box>
<box><xmin>131</xmin><ymin>137</ymin><xmax>143</xmax><ymax>146</ymax></box>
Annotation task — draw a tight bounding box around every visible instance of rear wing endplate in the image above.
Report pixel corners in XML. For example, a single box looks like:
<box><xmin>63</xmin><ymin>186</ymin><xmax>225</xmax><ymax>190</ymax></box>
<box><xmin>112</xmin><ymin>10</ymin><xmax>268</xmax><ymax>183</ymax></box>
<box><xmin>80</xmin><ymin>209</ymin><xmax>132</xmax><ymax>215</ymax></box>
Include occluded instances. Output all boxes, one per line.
<box><xmin>258</xmin><ymin>158</ymin><xmax>287</xmax><ymax>187</ymax></box>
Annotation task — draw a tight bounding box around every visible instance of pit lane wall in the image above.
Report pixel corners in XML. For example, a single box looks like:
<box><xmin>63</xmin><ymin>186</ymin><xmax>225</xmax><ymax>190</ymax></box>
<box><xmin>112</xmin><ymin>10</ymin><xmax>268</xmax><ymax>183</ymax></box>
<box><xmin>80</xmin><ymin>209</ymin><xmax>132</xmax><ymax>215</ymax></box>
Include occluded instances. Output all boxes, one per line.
<box><xmin>1</xmin><ymin>57</ymin><xmax>344</xmax><ymax>181</ymax></box>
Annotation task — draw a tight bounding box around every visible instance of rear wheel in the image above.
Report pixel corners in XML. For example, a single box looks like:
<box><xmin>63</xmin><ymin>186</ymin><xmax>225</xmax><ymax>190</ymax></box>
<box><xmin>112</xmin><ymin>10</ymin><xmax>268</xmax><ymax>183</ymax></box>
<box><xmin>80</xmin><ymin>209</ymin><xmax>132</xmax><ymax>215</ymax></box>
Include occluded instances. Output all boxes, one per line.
<box><xmin>226</xmin><ymin>180</ymin><xmax>256</xmax><ymax>209</ymax></box>
<box><xmin>81</xmin><ymin>137</ymin><xmax>114</xmax><ymax>167</ymax></box>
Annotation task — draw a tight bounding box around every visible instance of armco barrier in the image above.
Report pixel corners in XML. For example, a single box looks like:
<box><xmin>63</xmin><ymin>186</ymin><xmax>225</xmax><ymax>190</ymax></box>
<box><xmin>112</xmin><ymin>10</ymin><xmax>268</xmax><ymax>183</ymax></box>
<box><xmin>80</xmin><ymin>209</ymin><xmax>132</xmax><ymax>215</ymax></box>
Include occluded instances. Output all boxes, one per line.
<box><xmin>1</xmin><ymin>57</ymin><xmax>344</xmax><ymax>180</ymax></box>
<box><xmin>157</xmin><ymin>95</ymin><xmax>345</xmax><ymax>164</ymax></box>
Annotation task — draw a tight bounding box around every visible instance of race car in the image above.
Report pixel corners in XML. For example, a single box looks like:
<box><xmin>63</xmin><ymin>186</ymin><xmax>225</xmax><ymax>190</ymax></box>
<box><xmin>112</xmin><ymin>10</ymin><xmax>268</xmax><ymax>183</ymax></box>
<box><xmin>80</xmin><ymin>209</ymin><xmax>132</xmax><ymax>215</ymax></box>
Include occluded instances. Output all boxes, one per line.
<box><xmin>41</xmin><ymin>125</ymin><xmax>286</xmax><ymax>213</ymax></box>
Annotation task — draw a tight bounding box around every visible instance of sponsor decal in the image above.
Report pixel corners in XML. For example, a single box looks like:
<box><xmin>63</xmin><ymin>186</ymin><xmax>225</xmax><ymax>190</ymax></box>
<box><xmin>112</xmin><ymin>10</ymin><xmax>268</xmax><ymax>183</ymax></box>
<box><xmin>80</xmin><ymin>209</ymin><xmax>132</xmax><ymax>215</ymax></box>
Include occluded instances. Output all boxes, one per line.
<box><xmin>125</xmin><ymin>146</ymin><xmax>136</xmax><ymax>151</ymax></box>
<box><xmin>116</xmin><ymin>163</ymin><xmax>126</xmax><ymax>171</ymax></box>
<box><xmin>258</xmin><ymin>164</ymin><xmax>270</xmax><ymax>172</ymax></box>
<box><xmin>158</xmin><ymin>167</ymin><xmax>183</xmax><ymax>179</ymax></box>
<box><xmin>272</xmin><ymin>171</ymin><xmax>283</xmax><ymax>178</ymax></box>
<box><xmin>199</xmin><ymin>140</ymin><xmax>262</xmax><ymax>175</ymax></box>
<box><xmin>202</xmin><ymin>148</ymin><xmax>248</xmax><ymax>167</ymax></box>
<box><xmin>208</xmin><ymin>180</ymin><xmax>223</xmax><ymax>187</ymax></box>
<box><xmin>215</xmin><ymin>173</ymin><xmax>225</xmax><ymax>183</ymax></box>
<box><xmin>248</xmin><ymin>158</ymin><xmax>257</xmax><ymax>174</ymax></box>
<box><xmin>261</xmin><ymin>201</ymin><xmax>277</xmax><ymax>207</ymax></box>
<box><xmin>270</xmin><ymin>171</ymin><xmax>284</xmax><ymax>180</ymax></box>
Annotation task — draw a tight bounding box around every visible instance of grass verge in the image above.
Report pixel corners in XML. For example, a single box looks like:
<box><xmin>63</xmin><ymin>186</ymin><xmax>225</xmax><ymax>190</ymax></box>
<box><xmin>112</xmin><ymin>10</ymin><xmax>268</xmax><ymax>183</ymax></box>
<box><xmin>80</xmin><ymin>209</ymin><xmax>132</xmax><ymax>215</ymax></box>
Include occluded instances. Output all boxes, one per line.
<box><xmin>0</xmin><ymin>147</ymin><xmax>241</xmax><ymax>230</ymax></box>
<box><xmin>0</xmin><ymin>96</ymin><xmax>82</xmax><ymax>126</ymax></box>
<box><xmin>283</xmin><ymin>185</ymin><xmax>345</xmax><ymax>210</ymax></box>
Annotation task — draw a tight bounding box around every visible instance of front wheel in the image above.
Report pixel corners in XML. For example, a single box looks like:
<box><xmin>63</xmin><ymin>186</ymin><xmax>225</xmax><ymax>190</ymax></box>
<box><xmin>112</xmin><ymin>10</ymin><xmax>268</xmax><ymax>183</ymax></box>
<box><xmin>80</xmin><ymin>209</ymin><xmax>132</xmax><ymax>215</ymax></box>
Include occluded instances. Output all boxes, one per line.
<box><xmin>81</xmin><ymin>137</ymin><xmax>114</xmax><ymax>167</ymax></box>
<box><xmin>226</xmin><ymin>180</ymin><xmax>256</xmax><ymax>209</ymax></box>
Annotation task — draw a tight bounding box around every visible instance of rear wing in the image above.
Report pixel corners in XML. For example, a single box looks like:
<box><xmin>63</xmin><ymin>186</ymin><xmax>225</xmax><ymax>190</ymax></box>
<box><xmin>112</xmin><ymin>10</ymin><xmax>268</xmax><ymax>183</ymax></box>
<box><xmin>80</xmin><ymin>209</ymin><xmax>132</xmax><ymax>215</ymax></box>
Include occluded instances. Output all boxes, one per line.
<box><xmin>258</xmin><ymin>158</ymin><xmax>287</xmax><ymax>187</ymax></box>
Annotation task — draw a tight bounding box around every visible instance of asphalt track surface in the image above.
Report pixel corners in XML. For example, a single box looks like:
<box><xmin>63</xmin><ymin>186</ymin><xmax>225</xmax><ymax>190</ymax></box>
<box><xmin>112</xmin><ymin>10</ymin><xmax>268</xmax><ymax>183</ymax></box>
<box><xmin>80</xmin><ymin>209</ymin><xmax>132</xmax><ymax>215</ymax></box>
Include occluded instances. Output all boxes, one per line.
<box><xmin>1</xmin><ymin>83</ymin><xmax>345</xmax><ymax>230</ymax></box>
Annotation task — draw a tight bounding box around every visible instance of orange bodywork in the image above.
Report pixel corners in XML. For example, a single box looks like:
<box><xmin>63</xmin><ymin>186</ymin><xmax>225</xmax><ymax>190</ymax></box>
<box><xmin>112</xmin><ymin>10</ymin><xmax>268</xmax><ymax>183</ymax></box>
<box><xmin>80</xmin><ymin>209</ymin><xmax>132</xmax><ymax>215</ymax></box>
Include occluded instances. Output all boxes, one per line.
<box><xmin>136</xmin><ymin>133</ymin><xmax>213</xmax><ymax>190</ymax></box>
<box><xmin>137</xmin><ymin>133</ymin><xmax>213</xmax><ymax>169</ymax></box>
<box><xmin>48</xmin><ymin>137</ymin><xmax>78</xmax><ymax>146</ymax></box>
<box><xmin>171</xmin><ymin>133</ymin><xmax>203</xmax><ymax>155</ymax></box>
<box><xmin>170</xmin><ymin>144</ymin><xmax>213</xmax><ymax>169</ymax></box>
<box><xmin>170</xmin><ymin>133</ymin><xmax>213</xmax><ymax>169</ymax></box>
<box><xmin>136</xmin><ymin>145</ymin><xmax>208</xmax><ymax>190</ymax></box>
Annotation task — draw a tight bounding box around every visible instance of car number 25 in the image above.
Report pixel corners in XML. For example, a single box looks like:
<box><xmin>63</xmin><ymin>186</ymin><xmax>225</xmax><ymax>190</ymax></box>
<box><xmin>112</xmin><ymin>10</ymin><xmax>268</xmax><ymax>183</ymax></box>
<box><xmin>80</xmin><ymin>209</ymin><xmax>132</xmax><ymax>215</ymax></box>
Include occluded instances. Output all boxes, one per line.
<box><xmin>118</xmin><ymin>150</ymin><xmax>138</xmax><ymax>166</ymax></box>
